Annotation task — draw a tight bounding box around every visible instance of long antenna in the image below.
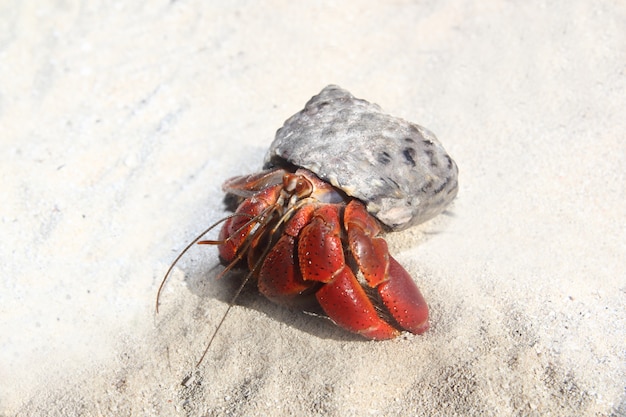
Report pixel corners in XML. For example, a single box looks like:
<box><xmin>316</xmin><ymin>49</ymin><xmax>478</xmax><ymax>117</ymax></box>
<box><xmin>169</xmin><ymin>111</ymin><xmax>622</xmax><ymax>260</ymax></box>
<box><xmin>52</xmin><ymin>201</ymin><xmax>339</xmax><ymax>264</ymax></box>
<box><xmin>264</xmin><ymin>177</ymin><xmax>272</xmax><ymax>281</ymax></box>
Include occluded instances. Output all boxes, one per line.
<box><xmin>158</xmin><ymin>187</ymin><xmax>300</xmax><ymax>367</ymax></box>
<box><xmin>194</xmin><ymin>207</ymin><xmax>280</xmax><ymax>366</ymax></box>
<box><xmin>194</xmin><ymin>270</ymin><xmax>252</xmax><ymax>366</ymax></box>
<box><xmin>155</xmin><ymin>213</ymin><xmax>252</xmax><ymax>314</ymax></box>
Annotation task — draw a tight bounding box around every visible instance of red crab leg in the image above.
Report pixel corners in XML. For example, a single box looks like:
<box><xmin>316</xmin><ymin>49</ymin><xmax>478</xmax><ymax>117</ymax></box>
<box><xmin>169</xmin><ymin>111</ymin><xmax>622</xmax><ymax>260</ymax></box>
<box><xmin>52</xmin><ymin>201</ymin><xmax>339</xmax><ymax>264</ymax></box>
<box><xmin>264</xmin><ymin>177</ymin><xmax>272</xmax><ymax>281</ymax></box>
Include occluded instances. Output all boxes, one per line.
<box><xmin>257</xmin><ymin>205</ymin><xmax>317</xmax><ymax>308</ymax></box>
<box><xmin>299</xmin><ymin>205</ymin><xmax>400</xmax><ymax>339</ymax></box>
<box><xmin>222</xmin><ymin>168</ymin><xmax>286</xmax><ymax>197</ymax></box>
<box><xmin>218</xmin><ymin>183</ymin><xmax>283</xmax><ymax>262</ymax></box>
<box><xmin>344</xmin><ymin>200</ymin><xmax>429</xmax><ymax>334</ymax></box>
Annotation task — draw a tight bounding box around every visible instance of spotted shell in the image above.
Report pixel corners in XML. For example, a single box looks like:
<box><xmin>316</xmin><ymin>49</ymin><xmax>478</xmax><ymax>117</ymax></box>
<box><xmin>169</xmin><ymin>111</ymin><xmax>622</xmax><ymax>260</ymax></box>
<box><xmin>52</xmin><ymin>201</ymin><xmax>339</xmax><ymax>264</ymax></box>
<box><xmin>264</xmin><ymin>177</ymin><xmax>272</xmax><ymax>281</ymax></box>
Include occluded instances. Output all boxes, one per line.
<box><xmin>264</xmin><ymin>85</ymin><xmax>458</xmax><ymax>231</ymax></box>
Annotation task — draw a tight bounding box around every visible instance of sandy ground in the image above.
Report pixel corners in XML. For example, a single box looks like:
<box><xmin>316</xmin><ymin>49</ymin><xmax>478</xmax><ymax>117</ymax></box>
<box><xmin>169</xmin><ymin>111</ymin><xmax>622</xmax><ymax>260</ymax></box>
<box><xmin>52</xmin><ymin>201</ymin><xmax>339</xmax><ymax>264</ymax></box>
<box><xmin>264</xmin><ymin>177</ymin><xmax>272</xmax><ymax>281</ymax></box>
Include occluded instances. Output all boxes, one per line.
<box><xmin>1</xmin><ymin>1</ymin><xmax>625</xmax><ymax>416</ymax></box>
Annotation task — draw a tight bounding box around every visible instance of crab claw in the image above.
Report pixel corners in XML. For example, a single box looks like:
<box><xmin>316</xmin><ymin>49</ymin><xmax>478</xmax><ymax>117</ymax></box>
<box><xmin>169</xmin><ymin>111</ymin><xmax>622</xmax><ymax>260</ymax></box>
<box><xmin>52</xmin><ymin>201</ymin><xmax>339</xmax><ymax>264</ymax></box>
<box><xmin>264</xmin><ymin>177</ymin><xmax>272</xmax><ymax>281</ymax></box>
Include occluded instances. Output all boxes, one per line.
<box><xmin>298</xmin><ymin>205</ymin><xmax>400</xmax><ymax>339</ymax></box>
<box><xmin>257</xmin><ymin>203</ymin><xmax>398</xmax><ymax>338</ymax></box>
<box><xmin>314</xmin><ymin>266</ymin><xmax>401</xmax><ymax>339</ymax></box>
<box><xmin>379</xmin><ymin>256</ymin><xmax>429</xmax><ymax>334</ymax></box>
<box><xmin>345</xmin><ymin>200</ymin><xmax>429</xmax><ymax>334</ymax></box>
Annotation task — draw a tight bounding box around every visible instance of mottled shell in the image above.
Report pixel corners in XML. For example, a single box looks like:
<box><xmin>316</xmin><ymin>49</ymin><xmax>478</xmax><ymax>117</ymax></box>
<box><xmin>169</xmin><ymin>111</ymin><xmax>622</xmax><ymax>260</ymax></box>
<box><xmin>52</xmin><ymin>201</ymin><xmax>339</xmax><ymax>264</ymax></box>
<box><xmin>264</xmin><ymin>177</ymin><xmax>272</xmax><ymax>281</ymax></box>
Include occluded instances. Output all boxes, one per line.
<box><xmin>264</xmin><ymin>85</ymin><xmax>458</xmax><ymax>231</ymax></box>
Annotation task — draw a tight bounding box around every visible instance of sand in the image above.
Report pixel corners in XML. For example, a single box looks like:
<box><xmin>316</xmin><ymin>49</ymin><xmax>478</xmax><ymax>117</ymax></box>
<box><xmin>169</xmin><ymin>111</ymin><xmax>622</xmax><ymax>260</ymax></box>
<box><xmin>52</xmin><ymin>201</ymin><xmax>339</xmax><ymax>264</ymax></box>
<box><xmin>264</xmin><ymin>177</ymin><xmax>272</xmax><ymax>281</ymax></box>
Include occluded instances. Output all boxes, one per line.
<box><xmin>1</xmin><ymin>1</ymin><xmax>624</xmax><ymax>416</ymax></box>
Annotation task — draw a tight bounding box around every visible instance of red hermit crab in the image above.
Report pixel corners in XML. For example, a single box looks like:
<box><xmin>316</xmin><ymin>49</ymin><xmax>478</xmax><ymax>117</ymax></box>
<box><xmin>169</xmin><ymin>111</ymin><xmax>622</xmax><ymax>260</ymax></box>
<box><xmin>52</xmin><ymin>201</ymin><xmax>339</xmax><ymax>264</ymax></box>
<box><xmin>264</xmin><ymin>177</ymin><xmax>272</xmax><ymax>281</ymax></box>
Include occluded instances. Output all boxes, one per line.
<box><xmin>158</xmin><ymin>85</ymin><xmax>458</xmax><ymax>345</ymax></box>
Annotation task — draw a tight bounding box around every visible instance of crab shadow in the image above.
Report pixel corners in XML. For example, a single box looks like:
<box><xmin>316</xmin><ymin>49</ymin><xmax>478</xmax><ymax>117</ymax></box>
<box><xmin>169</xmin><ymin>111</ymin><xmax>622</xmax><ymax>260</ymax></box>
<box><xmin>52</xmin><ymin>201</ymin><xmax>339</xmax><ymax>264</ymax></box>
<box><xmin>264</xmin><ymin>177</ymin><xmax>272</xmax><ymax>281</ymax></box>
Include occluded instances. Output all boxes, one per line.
<box><xmin>184</xmin><ymin>262</ymin><xmax>361</xmax><ymax>343</ymax></box>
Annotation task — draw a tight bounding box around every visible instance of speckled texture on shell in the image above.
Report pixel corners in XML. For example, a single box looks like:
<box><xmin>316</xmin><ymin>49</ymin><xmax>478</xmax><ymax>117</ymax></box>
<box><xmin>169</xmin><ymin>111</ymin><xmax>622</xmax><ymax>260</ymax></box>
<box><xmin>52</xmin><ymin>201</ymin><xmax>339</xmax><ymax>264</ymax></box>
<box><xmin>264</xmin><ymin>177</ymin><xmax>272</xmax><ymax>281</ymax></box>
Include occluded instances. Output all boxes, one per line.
<box><xmin>264</xmin><ymin>85</ymin><xmax>459</xmax><ymax>231</ymax></box>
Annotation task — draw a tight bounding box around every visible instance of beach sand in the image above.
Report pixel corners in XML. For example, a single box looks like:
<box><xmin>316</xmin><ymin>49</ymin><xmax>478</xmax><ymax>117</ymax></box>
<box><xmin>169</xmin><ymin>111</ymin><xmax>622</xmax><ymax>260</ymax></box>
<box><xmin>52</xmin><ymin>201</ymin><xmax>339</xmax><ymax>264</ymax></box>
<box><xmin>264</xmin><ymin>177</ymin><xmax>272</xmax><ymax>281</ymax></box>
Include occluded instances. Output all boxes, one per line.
<box><xmin>1</xmin><ymin>1</ymin><xmax>624</xmax><ymax>415</ymax></box>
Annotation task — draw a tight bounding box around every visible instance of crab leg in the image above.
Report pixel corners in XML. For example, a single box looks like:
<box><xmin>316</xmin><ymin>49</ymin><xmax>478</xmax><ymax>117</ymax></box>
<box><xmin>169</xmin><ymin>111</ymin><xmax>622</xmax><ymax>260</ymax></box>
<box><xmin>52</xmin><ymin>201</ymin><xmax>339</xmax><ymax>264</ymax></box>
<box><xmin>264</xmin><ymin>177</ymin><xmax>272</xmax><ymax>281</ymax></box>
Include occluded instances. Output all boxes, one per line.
<box><xmin>344</xmin><ymin>200</ymin><xmax>429</xmax><ymax>334</ymax></box>
<box><xmin>222</xmin><ymin>168</ymin><xmax>286</xmax><ymax>197</ymax></box>
<box><xmin>218</xmin><ymin>184</ymin><xmax>283</xmax><ymax>262</ymax></box>
<box><xmin>257</xmin><ymin>205</ymin><xmax>317</xmax><ymax>308</ymax></box>
<box><xmin>298</xmin><ymin>205</ymin><xmax>400</xmax><ymax>339</ymax></box>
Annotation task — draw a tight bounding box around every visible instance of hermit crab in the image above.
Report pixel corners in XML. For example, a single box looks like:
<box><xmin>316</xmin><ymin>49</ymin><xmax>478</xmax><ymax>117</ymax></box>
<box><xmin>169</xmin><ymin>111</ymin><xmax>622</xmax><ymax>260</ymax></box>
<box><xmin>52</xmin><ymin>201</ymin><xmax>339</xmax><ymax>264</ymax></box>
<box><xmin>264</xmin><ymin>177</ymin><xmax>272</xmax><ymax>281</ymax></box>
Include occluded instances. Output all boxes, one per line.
<box><xmin>158</xmin><ymin>85</ymin><xmax>458</xmax><ymax>351</ymax></box>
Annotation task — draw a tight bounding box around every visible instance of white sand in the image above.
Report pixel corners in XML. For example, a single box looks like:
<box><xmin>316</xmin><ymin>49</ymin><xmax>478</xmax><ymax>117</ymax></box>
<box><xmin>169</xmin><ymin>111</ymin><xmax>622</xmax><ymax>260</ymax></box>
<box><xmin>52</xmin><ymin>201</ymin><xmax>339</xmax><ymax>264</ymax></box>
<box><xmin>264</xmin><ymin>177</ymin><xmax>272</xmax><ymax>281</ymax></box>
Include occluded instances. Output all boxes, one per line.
<box><xmin>1</xmin><ymin>1</ymin><xmax>624</xmax><ymax>415</ymax></box>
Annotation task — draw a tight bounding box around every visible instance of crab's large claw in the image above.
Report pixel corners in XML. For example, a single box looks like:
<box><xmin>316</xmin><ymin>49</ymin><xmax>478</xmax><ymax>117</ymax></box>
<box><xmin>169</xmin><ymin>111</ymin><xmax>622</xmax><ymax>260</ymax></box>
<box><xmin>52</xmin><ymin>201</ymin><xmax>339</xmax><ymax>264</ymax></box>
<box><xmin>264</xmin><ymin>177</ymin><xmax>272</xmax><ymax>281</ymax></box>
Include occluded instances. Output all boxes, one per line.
<box><xmin>298</xmin><ymin>205</ymin><xmax>400</xmax><ymax>339</ymax></box>
<box><xmin>345</xmin><ymin>200</ymin><xmax>429</xmax><ymax>334</ymax></box>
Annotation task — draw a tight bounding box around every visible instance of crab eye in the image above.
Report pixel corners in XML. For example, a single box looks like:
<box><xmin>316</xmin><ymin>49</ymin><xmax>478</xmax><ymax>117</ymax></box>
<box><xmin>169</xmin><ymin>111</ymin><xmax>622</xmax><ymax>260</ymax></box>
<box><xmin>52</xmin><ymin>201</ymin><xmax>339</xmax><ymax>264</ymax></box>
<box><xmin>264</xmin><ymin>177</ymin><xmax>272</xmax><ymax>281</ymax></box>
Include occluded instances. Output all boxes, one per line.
<box><xmin>282</xmin><ymin>173</ymin><xmax>313</xmax><ymax>197</ymax></box>
<box><xmin>294</xmin><ymin>177</ymin><xmax>313</xmax><ymax>197</ymax></box>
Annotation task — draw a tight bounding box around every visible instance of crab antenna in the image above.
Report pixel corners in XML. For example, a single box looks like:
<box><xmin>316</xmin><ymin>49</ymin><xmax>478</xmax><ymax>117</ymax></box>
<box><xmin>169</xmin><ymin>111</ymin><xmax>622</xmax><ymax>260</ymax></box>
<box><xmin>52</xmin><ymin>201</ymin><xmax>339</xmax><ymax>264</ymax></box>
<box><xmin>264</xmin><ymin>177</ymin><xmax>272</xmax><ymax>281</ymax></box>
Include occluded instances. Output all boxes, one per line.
<box><xmin>195</xmin><ymin>205</ymin><xmax>288</xmax><ymax>366</ymax></box>
<box><xmin>171</xmin><ymin>193</ymin><xmax>301</xmax><ymax>367</ymax></box>
<box><xmin>195</xmin><ymin>220</ymin><xmax>279</xmax><ymax>367</ymax></box>
<box><xmin>156</xmin><ymin>213</ymin><xmax>253</xmax><ymax>314</ymax></box>
<box><xmin>194</xmin><ymin>269</ymin><xmax>252</xmax><ymax>366</ymax></box>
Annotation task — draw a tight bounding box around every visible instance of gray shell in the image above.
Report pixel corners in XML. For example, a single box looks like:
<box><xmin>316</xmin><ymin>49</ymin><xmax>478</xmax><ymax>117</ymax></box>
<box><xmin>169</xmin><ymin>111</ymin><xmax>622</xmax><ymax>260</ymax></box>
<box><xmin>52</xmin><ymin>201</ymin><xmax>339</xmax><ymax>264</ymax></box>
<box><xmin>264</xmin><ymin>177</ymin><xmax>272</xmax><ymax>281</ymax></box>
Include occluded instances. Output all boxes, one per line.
<box><xmin>264</xmin><ymin>85</ymin><xmax>458</xmax><ymax>231</ymax></box>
